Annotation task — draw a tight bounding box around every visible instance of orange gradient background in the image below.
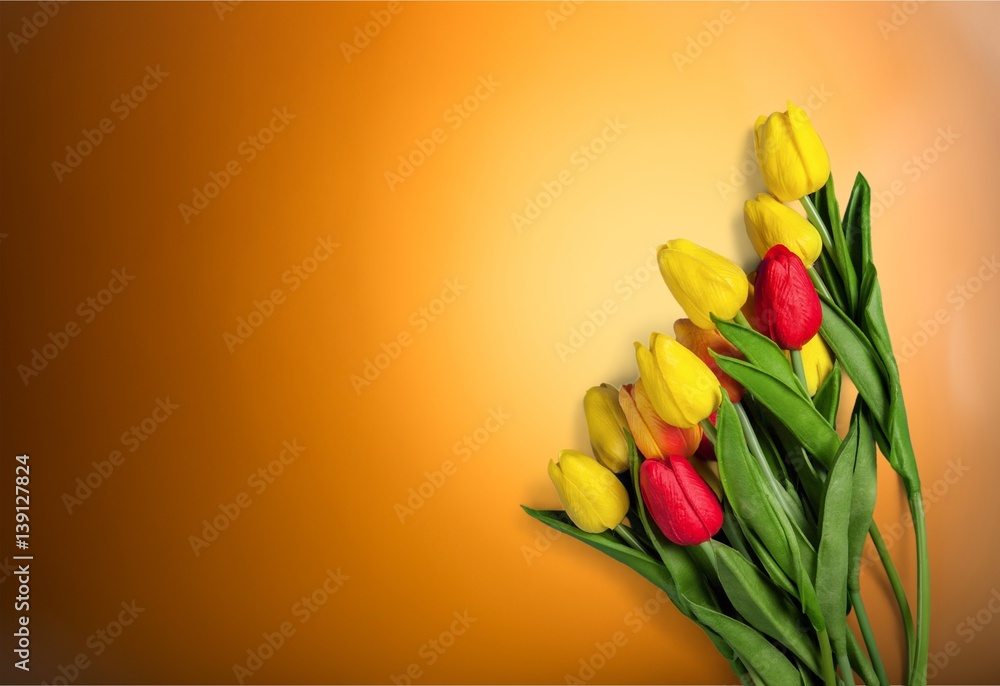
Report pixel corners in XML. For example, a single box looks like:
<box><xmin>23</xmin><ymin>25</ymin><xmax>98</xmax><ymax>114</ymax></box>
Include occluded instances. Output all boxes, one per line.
<box><xmin>2</xmin><ymin>2</ymin><xmax>1000</xmax><ymax>684</ymax></box>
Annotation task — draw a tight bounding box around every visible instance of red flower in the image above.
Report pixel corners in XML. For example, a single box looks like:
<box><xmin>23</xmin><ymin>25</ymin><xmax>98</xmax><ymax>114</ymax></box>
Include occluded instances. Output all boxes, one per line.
<box><xmin>639</xmin><ymin>456</ymin><xmax>723</xmax><ymax>546</ymax></box>
<box><xmin>753</xmin><ymin>244</ymin><xmax>822</xmax><ymax>350</ymax></box>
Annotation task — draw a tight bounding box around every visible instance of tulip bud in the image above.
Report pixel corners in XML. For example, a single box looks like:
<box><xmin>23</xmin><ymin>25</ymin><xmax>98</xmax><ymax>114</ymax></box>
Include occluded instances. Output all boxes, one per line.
<box><xmin>657</xmin><ymin>239</ymin><xmax>749</xmax><ymax>330</ymax></box>
<box><xmin>583</xmin><ymin>384</ymin><xmax>630</xmax><ymax>473</ymax></box>
<box><xmin>695</xmin><ymin>411</ymin><xmax>717</xmax><ymax>461</ymax></box>
<box><xmin>640</xmin><ymin>456</ymin><xmax>723</xmax><ymax>546</ymax></box>
<box><xmin>744</xmin><ymin>193</ymin><xmax>823</xmax><ymax>267</ymax></box>
<box><xmin>799</xmin><ymin>333</ymin><xmax>835</xmax><ymax>396</ymax></box>
<box><xmin>619</xmin><ymin>381</ymin><xmax>702</xmax><ymax>460</ymax></box>
<box><xmin>635</xmin><ymin>333</ymin><xmax>722</xmax><ymax>429</ymax></box>
<box><xmin>548</xmin><ymin>450</ymin><xmax>630</xmax><ymax>534</ymax></box>
<box><xmin>674</xmin><ymin>318</ymin><xmax>745</xmax><ymax>403</ymax></box>
<box><xmin>754</xmin><ymin>102</ymin><xmax>831</xmax><ymax>202</ymax></box>
<box><xmin>754</xmin><ymin>245</ymin><xmax>822</xmax><ymax>350</ymax></box>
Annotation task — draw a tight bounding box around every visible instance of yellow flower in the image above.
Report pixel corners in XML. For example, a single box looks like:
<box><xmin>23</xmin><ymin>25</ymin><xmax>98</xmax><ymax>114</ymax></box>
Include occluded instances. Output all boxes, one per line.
<box><xmin>799</xmin><ymin>333</ymin><xmax>835</xmax><ymax>396</ymax></box>
<box><xmin>619</xmin><ymin>380</ymin><xmax>702</xmax><ymax>460</ymax></box>
<box><xmin>658</xmin><ymin>239</ymin><xmax>749</xmax><ymax>330</ymax></box>
<box><xmin>754</xmin><ymin>102</ymin><xmax>831</xmax><ymax>202</ymax></box>
<box><xmin>634</xmin><ymin>333</ymin><xmax>722</xmax><ymax>429</ymax></box>
<box><xmin>744</xmin><ymin>193</ymin><xmax>823</xmax><ymax>267</ymax></box>
<box><xmin>583</xmin><ymin>384</ymin><xmax>630</xmax><ymax>473</ymax></box>
<box><xmin>548</xmin><ymin>450</ymin><xmax>630</xmax><ymax>533</ymax></box>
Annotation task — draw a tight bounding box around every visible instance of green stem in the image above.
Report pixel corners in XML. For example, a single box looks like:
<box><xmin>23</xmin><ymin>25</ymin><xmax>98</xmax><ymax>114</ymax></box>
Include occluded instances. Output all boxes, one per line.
<box><xmin>734</xmin><ymin>402</ymin><xmax>786</xmax><ymax>498</ymax></box>
<box><xmin>614</xmin><ymin>524</ymin><xmax>651</xmax><ymax>556</ymax></box>
<box><xmin>699</xmin><ymin>540</ymin><xmax>718</xmax><ymax>573</ymax></box>
<box><xmin>837</xmin><ymin>649</ymin><xmax>855</xmax><ymax>685</ymax></box>
<box><xmin>733</xmin><ymin>310</ymin><xmax>752</xmax><ymax>329</ymax></box>
<box><xmin>790</xmin><ymin>347</ymin><xmax>811</xmax><ymax>396</ymax></box>
<box><xmin>700</xmin><ymin>417</ymin><xmax>717</xmax><ymax>445</ymax></box>
<box><xmin>850</xmin><ymin>589</ymin><xmax>890</xmax><ymax>686</ymax></box>
<box><xmin>868</xmin><ymin>522</ymin><xmax>915</xmax><ymax>673</ymax></box>
<box><xmin>817</xmin><ymin>627</ymin><xmax>838</xmax><ymax>686</ymax></box>
<box><xmin>801</xmin><ymin>195</ymin><xmax>835</xmax><ymax>253</ymax></box>
<box><xmin>909</xmin><ymin>493</ymin><xmax>931</xmax><ymax>686</ymax></box>
<box><xmin>808</xmin><ymin>265</ymin><xmax>835</xmax><ymax>302</ymax></box>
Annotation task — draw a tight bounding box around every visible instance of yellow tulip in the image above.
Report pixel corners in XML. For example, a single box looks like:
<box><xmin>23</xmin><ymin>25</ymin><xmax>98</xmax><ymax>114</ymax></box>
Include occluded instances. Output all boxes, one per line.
<box><xmin>743</xmin><ymin>193</ymin><xmax>823</xmax><ymax>267</ymax></box>
<box><xmin>583</xmin><ymin>384</ymin><xmax>630</xmax><ymax>473</ymax></box>
<box><xmin>658</xmin><ymin>239</ymin><xmax>749</xmax><ymax>330</ymax></box>
<box><xmin>548</xmin><ymin>450</ymin><xmax>630</xmax><ymax>534</ymax></box>
<box><xmin>799</xmin><ymin>333</ymin><xmax>835</xmax><ymax>396</ymax></box>
<box><xmin>634</xmin><ymin>333</ymin><xmax>722</xmax><ymax>429</ymax></box>
<box><xmin>754</xmin><ymin>102</ymin><xmax>831</xmax><ymax>202</ymax></box>
<box><xmin>673</xmin><ymin>318</ymin><xmax>745</xmax><ymax>403</ymax></box>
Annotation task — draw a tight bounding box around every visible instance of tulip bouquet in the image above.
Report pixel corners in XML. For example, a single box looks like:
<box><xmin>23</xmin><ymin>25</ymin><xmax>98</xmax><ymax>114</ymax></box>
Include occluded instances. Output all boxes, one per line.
<box><xmin>523</xmin><ymin>104</ymin><xmax>930</xmax><ymax>685</ymax></box>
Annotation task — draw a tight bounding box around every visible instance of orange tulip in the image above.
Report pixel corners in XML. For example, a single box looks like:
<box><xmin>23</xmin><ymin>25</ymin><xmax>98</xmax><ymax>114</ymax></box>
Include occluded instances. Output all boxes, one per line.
<box><xmin>673</xmin><ymin>319</ymin><xmax>745</xmax><ymax>402</ymax></box>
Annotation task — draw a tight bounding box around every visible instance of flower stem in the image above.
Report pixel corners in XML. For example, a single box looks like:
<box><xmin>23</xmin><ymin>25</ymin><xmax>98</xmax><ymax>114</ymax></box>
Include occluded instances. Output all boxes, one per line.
<box><xmin>817</xmin><ymin>627</ymin><xmax>837</xmax><ymax>686</ymax></box>
<box><xmin>801</xmin><ymin>195</ymin><xmax>835</xmax><ymax>253</ymax></box>
<box><xmin>698</xmin><ymin>539</ymin><xmax>718</xmax><ymax>573</ymax></box>
<box><xmin>735</xmin><ymin>401</ymin><xmax>785</xmax><ymax>498</ymax></box>
<box><xmin>868</xmin><ymin>521</ymin><xmax>915</xmax><ymax>673</ymax></box>
<box><xmin>837</xmin><ymin>649</ymin><xmax>855</xmax><ymax>685</ymax></box>
<box><xmin>808</xmin><ymin>265</ymin><xmax>835</xmax><ymax>302</ymax></box>
<box><xmin>850</xmin><ymin>589</ymin><xmax>890</xmax><ymax>686</ymax></box>
<box><xmin>614</xmin><ymin>524</ymin><xmax>651</xmax><ymax>556</ymax></box>
<box><xmin>909</xmin><ymin>492</ymin><xmax>931</xmax><ymax>686</ymax></box>
<box><xmin>700</xmin><ymin>417</ymin><xmax>717</xmax><ymax>445</ymax></box>
<box><xmin>733</xmin><ymin>310</ymin><xmax>752</xmax><ymax>329</ymax></box>
<box><xmin>790</xmin><ymin>347</ymin><xmax>810</xmax><ymax>395</ymax></box>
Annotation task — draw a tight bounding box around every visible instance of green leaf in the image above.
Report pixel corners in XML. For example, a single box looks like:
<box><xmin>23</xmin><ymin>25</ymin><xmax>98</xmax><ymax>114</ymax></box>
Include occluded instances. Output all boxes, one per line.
<box><xmin>812</xmin><ymin>359</ymin><xmax>842</xmax><ymax>429</ymax></box>
<box><xmin>847</xmin><ymin>405</ymin><xmax>877</xmax><ymax>592</ymax></box>
<box><xmin>815</xmin><ymin>401</ymin><xmax>866</xmax><ymax>653</ymax></box>
<box><xmin>687</xmin><ymin>601</ymin><xmax>803</xmax><ymax>686</ymax></box>
<box><xmin>818</xmin><ymin>295</ymin><xmax>891</xmax><ymax>433</ymax></box>
<box><xmin>520</xmin><ymin>507</ymin><xmax>677</xmax><ymax>598</ymax></box>
<box><xmin>713</xmin><ymin>316</ymin><xmax>808</xmax><ymax>399</ymax></box>
<box><xmin>860</xmin><ymin>264</ymin><xmax>921</xmax><ymax>492</ymax></box>
<box><xmin>843</xmin><ymin>172</ymin><xmax>873</xmax><ymax>282</ymax></box>
<box><xmin>812</xmin><ymin>174</ymin><xmax>858</xmax><ymax>315</ymax></box>
<box><xmin>714</xmin><ymin>542</ymin><xmax>823</xmax><ymax>677</ymax></box>
<box><xmin>714</xmin><ymin>354</ymin><xmax>842</xmax><ymax>467</ymax></box>
<box><xmin>847</xmin><ymin>630</ymin><xmax>882</xmax><ymax>686</ymax></box>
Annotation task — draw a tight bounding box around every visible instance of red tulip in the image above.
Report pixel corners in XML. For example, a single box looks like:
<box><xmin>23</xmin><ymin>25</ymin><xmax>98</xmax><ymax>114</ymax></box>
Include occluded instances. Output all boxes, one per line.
<box><xmin>753</xmin><ymin>244</ymin><xmax>822</xmax><ymax>350</ymax></box>
<box><xmin>639</xmin><ymin>456</ymin><xmax>723</xmax><ymax>546</ymax></box>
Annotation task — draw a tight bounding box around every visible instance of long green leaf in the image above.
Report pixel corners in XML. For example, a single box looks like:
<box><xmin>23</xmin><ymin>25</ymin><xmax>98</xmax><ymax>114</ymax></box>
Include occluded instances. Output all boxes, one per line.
<box><xmin>847</xmin><ymin>406</ymin><xmax>877</xmax><ymax>592</ymax></box>
<box><xmin>714</xmin><ymin>316</ymin><xmax>808</xmax><ymax>399</ymax></box>
<box><xmin>714</xmin><ymin>542</ymin><xmax>822</xmax><ymax>677</ymax></box>
<box><xmin>521</xmin><ymin>507</ymin><xmax>677</xmax><ymax>597</ymax></box>
<box><xmin>714</xmin><ymin>354</ymin><xmax>842</xmax><ymax>467</ymax></box>
<box><xmin>688</xmin><ymin>601</ymin><xmax>803</xmax><ymax>686</ymax></box>
<box><xmin>812</xmin><ymin>359</ymin><xmax>842</xmax><ymax>429</ymax></box>
<box><xmin>843</xmin><ymin>172</ymin><xmax>873</xmax><ymax>283</ymax></box>
<box><xmin>812</xmin><ymin>174</ymin><xmax>858</xmax><ymax>315</ymax></box>
<box><xmin>818</xmin><ymin>295</ymin><xmax>891</xmax><ymax>432</ymax></box>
